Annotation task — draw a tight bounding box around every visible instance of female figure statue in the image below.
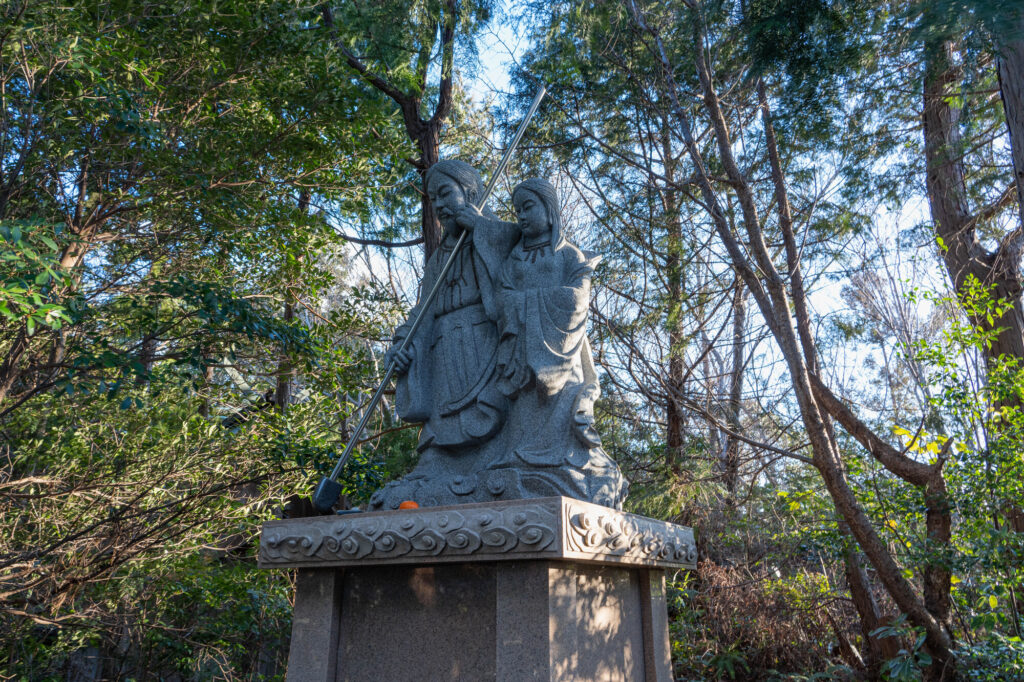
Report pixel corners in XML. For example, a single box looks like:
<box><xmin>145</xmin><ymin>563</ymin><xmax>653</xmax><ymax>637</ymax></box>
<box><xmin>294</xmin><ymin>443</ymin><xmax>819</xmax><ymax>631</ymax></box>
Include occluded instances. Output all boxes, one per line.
<box><xmin>485</xmin><ymin>178</ymin><xmax>627</xmax><ymax>509</ymax></box>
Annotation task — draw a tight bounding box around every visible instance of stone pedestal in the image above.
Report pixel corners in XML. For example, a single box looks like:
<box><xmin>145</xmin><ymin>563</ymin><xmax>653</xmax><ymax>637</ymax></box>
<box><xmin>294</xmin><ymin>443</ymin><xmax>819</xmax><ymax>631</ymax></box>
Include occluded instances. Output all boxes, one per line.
<box><xmin>259</xmin><ymin>497</ymin><xmax>696</xmax><ymax>682</ymax></box>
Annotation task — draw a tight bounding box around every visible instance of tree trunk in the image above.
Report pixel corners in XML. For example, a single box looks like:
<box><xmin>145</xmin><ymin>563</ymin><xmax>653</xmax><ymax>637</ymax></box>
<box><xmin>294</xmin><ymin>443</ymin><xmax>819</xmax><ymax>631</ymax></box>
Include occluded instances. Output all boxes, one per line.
<box><xmin>662</xmin><ymin>118</ymin><xmax>687</xmax><ymax>473</ymax></box>
<box><xmin>416</xmin><ymin>123</ymin><xmax>443</xmax><ymax>259</ymax></box>
<box><xmin>706</xmin><ymin>23</ymin><xmax>958</xmax><ymax>673</ymax></box>
<box><xmin>136</xmin><ymin>300</ymin><xmax>160</xmax><ymax>386</ymax></box>
<box><xmin>275</xmin><ymin>189</ymin><xmax>310</xmax><ymax>413</ymax></box>
<box><xmin>998</xmin><ymin>12</ymin><xmax>1024</xmax><ymax>233</ymax></box>
<box><xmin>0</xmin><ymin>328</ymin><xmax>29</xmax><ymax>404</ymax></box>
<box><xmin>924</xmin><ymin>38</ymin><xmax>1024</xmax><ymax>384</ymax></box>
<box><xmin>199</xmin><ymin>360</ymin><xmax>214</xmax><ymax>419</ymax></box>
<box><xmin>923</xmin><ymin>474</ymin><xmax>953</xmax><ymax>635</ymax></box>
<box><xmin>842</xmin><ymin>535</ymin><xmax>901</xmax><ymax>676</ymax></box>
<box><xmin>758</xmin><ymin>76</ymin><xmax>940</xmax><ymax>670</ymax></box>
<box><xmin>722</xmin><ymin>282</ymin><xmax>745</xmax><ymax>499</ymax></box>
<box><xmin>136</xmin><ymin>334</ymin><xmax>156</xmax><ymax>385</ymax></box>
<box><xmin>994</xmin><ymin>17</ymin><xmax>1024</xmax><ymax>626</ymax></box>
<box><xmin>321</xmin><ymin>2</ymin><xmax>454</xmax><ymax>262</ymax></box>
<box><xmin>926</xmin><ymin>34</ymin><xmax>1024</xmax><ymax>633</ymax></box>
<box><xmin>274</xmin><ymin>301</ymin><xmax>294</xmax><ymax>413</ymax></box>
<box><xmin>625</xmin><ymin>2</ymin><xmax>959</xmax><ymax>671</ymax></box>
<box><xmin>665</xmin><ymin>364</ymin><xmax>685</xmax><ymax>472</ymax></box>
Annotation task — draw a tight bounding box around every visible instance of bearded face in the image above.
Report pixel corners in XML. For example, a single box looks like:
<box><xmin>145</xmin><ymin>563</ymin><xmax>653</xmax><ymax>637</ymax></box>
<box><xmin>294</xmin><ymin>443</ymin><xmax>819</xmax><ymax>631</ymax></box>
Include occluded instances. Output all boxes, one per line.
<box><xmin>427</xmin><ymin>173</ymin><xmax>475</xmax><ymax>235</ymax></box>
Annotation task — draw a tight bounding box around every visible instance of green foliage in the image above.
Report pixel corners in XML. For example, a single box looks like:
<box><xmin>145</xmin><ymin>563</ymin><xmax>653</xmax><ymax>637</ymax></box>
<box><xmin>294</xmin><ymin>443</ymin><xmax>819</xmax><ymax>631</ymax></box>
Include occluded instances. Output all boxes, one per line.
<box><xmin>742</xmin><ymin>0</ymin><xmax>873</xmax><ymax>129</ymax></box>
<box><xmin>8</xmin><ymin>555</ymin><xmax>292</xmax><ymax>679</ymax></box>
<box><xmin>908</xmin><ymin>277</ymin><xmax>1024</xmax><ymax>553</ymax></box>
<box><xmin>869</xmin><ymin>615</ymin><xmax>934</xmax><ymax>680</ymax></box>
<box><xmin>912</xmin><ymin>0</ymin><xmax>1024</xmax><ymax>45</ymax></box>
<box><xmin>707</xmin><ymin>645</ymin><xmax>751</xmax><ymax>680</ymax></box>
<box><xmin>1</xmin><ymin>377</ymin><xmax>294</xmax><ymax>676</ymax></box>
<box><xmin>0</xmin><ymin>0</ymin><xmax>423</xmax><ymax>677</ymax></box>
<box><xmin>956</xmin><ymin>633</ymin><xmax>1024</xmax><ymax>681</ymax></box>
<box><xmin>0</xmin><ymin>221</ymin><xmax>73</xmax><ymax>336</ymax></box>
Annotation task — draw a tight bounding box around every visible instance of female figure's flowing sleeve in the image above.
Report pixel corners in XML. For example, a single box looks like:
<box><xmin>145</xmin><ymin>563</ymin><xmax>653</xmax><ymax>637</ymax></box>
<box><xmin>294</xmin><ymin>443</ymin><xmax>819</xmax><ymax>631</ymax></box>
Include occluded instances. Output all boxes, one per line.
<box><xmin>497</xmin><ymin>247</ymin><xmax>599</xmax><ymax>398</ymax></box>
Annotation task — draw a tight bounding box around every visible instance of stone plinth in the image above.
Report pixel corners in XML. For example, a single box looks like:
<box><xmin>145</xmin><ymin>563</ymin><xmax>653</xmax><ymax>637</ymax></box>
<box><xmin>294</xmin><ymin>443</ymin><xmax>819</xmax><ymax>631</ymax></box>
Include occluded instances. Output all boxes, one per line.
<box><xmin>259</xmin><ymin>497</ymin><xmax>696</xmax><ymax>682</ymax></box>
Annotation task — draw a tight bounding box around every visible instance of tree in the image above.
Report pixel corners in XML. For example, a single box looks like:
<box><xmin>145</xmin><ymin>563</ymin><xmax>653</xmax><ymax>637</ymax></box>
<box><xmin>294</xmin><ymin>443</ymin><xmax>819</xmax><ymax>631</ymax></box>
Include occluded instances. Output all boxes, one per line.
<box><xmin>513</xmin><ymin>0</ymin><xmax>966</xmax><ymax>675</ymax></box>
<box><xmin>921</xmin><ymin>2</ymin><xmax>1024</xmax><ymax>401</ymax></box>
<box><xmin>0</xmin><ymin>0</ymin><xmax>414</xmax><ymax>674</ymax></box>
<box><xmin>320</xmin><ymin>0</ymin><xmax>495</xmax><ymax>258</ymax></box>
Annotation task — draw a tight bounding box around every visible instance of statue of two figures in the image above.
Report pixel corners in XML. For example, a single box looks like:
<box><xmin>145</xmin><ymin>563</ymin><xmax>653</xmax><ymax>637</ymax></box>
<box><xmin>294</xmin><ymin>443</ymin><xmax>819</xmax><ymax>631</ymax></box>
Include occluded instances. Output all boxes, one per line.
<box><xmin>369</xmin><ymin>161</ymin><xmax>628</xmax><ymax>511</ymax></box>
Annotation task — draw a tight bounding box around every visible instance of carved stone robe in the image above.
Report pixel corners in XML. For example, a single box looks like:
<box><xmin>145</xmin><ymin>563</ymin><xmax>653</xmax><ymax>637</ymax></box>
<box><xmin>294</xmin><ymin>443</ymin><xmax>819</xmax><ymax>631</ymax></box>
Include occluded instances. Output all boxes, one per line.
<box><xmin>390</xmin><ymin>216</ymin><xmax>518</xmax><ymax>454</ymax></box>
<box><xmin>490</xmin><ymin>238</ymin><xmax>627</xmax><ymax>509</ymax></box>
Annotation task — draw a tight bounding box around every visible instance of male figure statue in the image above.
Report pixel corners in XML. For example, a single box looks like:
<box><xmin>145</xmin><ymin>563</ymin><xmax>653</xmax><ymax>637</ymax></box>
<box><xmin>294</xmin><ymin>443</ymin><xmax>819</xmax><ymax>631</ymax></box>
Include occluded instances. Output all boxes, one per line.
<box><xmin>369</xmin><ymin>160</ymin><xmax>518</xmax><ymax>509</ymax></box>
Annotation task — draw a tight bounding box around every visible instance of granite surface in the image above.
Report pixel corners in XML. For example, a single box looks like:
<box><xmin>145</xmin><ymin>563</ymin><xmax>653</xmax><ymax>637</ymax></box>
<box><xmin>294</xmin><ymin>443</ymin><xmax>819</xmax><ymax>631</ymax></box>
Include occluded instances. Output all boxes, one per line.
<box><xmin>259</xmin><ymin>496</ymin><xmax>697</xmax><ymax>570</ymax></box>
<box><xmin>370</xmin><ymin>165</ymin><xmax>627</xmax><ymax>511</ymax></box>
<box><xmin>285</xmin><ymin>561</ymin><xmax>675</xmax><ymax>681</ymax></box>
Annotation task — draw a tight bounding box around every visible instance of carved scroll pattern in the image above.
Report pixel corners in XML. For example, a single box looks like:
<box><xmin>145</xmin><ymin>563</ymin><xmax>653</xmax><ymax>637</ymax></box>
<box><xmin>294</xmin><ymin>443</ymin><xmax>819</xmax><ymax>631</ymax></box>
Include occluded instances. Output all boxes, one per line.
<box><xmin>260</xmin><ymin>503</ymin><xmax>559</xmax><ymax>565</ymax></box>
<box><xmin>563</xmin><ymin>501</ymin><xmax>698</xmax><ymax>566</ymax></box>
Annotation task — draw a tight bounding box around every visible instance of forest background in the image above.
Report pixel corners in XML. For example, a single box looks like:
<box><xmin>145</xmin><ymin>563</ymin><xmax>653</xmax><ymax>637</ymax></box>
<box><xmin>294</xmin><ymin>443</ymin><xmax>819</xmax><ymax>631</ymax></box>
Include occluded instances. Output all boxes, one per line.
<box><xmin>1</xmin><ymin>0</ymin><xmax>1022</xmax><ymax>679</ymax></box>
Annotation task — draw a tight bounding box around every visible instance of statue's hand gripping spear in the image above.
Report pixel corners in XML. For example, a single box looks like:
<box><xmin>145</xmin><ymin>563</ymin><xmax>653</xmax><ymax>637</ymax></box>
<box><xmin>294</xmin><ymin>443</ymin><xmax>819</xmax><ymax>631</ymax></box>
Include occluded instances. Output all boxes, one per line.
<box><xmin>312</xmin><ymin>85</ymin><xmax>547</xmax><ymax>514</ymax></box>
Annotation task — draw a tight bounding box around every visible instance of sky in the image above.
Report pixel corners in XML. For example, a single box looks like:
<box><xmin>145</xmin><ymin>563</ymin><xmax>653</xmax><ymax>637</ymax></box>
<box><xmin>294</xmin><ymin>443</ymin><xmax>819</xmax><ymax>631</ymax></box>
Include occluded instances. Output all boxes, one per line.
<box><xmin>466</xmin><ymin>0</ymin><xmax>521</xmax><ymax>102</ymax></box>
<box><xmin>336</xmin><ymin>3</ymin><xmax>966</xmax><ymax>441</ymax></box>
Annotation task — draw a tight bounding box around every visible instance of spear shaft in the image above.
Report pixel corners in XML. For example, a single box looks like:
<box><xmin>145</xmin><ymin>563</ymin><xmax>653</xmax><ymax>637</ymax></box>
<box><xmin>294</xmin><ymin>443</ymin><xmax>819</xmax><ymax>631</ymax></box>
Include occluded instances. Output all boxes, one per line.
<box><xmin>313</xmin><ymin>85</ymin><xmax>547</xmax><ymax>513</ymax></box>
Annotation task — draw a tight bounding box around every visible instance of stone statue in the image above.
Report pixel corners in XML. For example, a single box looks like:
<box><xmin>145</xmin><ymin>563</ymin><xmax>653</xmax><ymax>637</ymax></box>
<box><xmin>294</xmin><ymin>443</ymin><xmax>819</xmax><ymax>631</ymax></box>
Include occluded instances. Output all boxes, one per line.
<box><xmin>369</xmin><ymin>165</ymin><xmax>627</xmax><ymax>510</ymax></box>
<box><xmin>370</xmin><ymin>160</ymin><xmax>517</xmax><ymax>507</ymax></box>
<box><xmin>488</xmin><ymin>178</ymin><xmax>626</xmax><ymax>507</ymax></box>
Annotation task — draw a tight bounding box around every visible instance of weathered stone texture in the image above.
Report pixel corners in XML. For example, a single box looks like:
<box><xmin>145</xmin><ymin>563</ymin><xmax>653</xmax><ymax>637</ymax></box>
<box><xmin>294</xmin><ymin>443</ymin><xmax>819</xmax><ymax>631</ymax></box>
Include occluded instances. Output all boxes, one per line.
<box><xmin>260</xmin><ymin>497</ymin><xmax>697</xmax><ymax>570</ymax></box>
<box><xmin>263</xmin><ymin>498</ymin><xmax>693</xmax><ymax>681</ymax></box>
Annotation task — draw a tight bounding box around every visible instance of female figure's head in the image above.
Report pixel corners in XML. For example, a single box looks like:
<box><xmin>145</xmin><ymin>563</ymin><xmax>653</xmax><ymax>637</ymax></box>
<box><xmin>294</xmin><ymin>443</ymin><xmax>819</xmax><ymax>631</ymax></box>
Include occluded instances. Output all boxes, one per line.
<box><xmin>512</xmin><ymin>177</ymin><xmax>562</xmax><ymax>249</ymax></box>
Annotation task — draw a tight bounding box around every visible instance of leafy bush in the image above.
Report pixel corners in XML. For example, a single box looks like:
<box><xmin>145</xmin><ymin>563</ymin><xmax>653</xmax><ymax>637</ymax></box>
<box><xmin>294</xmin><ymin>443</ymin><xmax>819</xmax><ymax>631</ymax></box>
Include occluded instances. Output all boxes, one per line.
<box><xmin>669</xmin><ymin>562</ymin><xmax>857</xmax><ymax>680</ymax></box>
<box><xmin>956</xmin><ymin>634</ymin><xmax>1024</xmax><ymax>681</ymax></box>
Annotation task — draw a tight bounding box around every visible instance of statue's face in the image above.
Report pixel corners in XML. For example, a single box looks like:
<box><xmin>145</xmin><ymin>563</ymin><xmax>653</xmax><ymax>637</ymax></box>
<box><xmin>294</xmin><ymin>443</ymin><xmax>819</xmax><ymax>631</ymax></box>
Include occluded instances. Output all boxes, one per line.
<box><xmin>427</xmin><ymin>174</ymin><xmax>469</xmax><ymax>233</ymax></box>
<box><xmin>514</xmin><ymin>189</ymin><xmax>550</xmax><ymax>242</ymax></box>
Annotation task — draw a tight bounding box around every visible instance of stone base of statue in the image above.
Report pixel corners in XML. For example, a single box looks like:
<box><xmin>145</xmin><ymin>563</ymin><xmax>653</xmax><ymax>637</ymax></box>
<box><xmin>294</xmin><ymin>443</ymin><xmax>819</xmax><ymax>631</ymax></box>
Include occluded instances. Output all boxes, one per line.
<box><xmin>258</xmin><ymin>496</ymin><xmax>696</xmax><ymax>681</ymax></box>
